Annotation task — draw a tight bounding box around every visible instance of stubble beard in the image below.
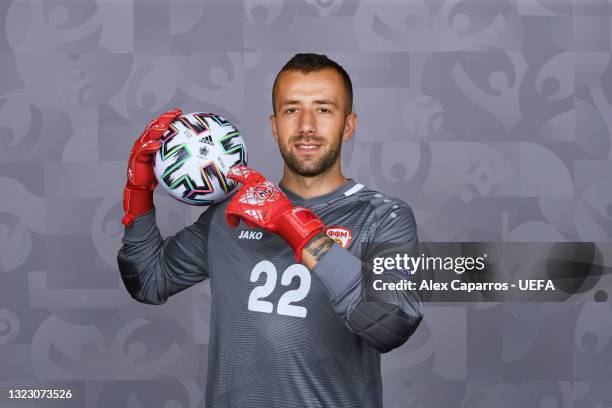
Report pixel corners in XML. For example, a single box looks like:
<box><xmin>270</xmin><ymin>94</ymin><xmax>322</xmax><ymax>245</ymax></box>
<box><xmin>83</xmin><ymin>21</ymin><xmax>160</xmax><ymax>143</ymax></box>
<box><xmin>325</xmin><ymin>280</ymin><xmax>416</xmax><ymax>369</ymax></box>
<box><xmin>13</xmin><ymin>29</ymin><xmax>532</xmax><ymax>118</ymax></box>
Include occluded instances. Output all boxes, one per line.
<box><xmin>278</xmin><ymin>135</ymin><xmax>342</xmax><ymax>178</ymax></box>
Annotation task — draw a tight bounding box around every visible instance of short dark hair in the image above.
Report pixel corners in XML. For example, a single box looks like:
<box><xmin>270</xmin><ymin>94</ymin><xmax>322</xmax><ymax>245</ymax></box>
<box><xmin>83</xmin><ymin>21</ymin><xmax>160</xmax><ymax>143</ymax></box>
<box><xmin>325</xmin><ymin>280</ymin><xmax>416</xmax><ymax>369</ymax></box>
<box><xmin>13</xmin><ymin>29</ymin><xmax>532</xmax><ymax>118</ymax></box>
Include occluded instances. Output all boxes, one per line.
<box><xmin>272</xmin><ymin>53</ymin><xmax>353</xmax><ymax>116</ymax></box>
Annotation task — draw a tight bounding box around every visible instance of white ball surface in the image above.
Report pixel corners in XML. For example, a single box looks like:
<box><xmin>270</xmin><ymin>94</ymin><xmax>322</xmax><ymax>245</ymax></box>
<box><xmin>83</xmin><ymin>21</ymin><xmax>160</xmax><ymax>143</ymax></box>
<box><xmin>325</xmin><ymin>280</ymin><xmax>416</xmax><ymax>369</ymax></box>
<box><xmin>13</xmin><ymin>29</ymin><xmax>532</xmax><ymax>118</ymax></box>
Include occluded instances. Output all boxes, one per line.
<box><xmin>153</xmin><ymin>112</ymin><xmax>247</xmax><ymax>205</ymax></box>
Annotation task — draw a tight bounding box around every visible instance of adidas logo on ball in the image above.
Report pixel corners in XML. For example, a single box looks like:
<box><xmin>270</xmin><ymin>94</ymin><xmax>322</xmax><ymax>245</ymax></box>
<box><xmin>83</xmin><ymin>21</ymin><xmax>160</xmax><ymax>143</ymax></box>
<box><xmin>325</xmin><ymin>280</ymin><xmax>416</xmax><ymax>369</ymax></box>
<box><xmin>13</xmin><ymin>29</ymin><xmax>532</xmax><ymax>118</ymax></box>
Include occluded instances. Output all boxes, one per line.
<box><xmin>199</xmin><ymin>135</ymin><xmax>214</xmax><ymax>145</ymax></box>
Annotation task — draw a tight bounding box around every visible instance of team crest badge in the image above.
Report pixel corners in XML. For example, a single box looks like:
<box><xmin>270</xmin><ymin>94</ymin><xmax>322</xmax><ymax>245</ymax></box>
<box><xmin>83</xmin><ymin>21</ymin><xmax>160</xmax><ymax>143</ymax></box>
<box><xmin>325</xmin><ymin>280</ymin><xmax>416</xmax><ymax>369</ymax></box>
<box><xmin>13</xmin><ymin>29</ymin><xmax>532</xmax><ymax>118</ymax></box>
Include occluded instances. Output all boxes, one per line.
<box><xmin>326</xmin><ymin>226</ymin><xmax>352</xmax><ymax>248</ymax></box>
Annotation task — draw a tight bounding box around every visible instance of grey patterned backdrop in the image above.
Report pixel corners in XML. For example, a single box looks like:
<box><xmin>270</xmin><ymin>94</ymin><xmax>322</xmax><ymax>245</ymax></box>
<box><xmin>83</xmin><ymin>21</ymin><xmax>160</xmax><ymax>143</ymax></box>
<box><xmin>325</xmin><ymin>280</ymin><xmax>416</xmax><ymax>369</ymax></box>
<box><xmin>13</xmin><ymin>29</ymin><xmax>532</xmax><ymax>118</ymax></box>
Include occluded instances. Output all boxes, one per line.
<box><xmin>0</xmin><ymin>0</ymin><xmax>611</xmax><ymax>407</ymax></box>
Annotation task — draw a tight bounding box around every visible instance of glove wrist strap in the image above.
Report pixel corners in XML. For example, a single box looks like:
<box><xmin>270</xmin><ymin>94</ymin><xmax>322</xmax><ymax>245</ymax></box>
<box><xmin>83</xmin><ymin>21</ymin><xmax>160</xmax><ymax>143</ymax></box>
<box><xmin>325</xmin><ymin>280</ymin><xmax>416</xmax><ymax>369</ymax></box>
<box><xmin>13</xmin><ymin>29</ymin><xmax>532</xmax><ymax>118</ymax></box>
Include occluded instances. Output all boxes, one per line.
<box><xmin>122</xmin><ymin>186</ymin><xmax>154</xmax><ymax>227</ymax></box>
<box><xmin>276</xmin><ymin>207</ymin><xmax>325</xmax><ymax>262</ymax></box>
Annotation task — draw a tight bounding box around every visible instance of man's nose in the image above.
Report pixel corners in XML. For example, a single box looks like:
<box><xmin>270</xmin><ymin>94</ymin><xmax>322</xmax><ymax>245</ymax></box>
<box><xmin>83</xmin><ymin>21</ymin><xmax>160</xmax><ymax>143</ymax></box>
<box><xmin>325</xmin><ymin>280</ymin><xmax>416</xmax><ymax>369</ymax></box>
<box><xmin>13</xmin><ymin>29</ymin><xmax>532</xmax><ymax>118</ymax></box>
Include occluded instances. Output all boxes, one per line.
<box><xmin>298</xmin><ymin>110</ymin><xmax>315</xmax><ymax>135</ymax></box>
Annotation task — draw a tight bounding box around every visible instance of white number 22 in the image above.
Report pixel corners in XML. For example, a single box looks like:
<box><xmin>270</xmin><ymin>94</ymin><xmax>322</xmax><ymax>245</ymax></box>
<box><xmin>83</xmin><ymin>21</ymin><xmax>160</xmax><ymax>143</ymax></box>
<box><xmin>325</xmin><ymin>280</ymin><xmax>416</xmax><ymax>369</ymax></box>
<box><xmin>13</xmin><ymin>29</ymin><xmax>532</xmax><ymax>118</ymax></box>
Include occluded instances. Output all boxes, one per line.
<box><xmin>248</xmin><ymin>260</ymin><xmax>311</xmax><ymax>318</ymax></box>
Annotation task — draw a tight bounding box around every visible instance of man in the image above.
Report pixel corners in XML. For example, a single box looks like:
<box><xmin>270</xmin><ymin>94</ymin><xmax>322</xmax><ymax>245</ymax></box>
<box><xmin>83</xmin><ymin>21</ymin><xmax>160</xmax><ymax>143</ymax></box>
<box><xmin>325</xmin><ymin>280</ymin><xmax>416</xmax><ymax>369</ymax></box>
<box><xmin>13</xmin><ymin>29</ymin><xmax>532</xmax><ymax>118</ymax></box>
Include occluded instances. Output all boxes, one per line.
<box><xmin>118</xmin><ymin>53</ymin><xmax>422</xmax><ymax>407</ymax></box>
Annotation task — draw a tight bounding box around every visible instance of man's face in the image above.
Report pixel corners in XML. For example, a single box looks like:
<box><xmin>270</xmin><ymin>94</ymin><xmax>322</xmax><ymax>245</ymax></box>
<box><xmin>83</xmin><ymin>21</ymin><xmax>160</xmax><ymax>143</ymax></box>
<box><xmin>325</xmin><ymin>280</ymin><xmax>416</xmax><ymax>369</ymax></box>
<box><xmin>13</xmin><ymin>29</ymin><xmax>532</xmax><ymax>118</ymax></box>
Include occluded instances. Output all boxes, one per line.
<box><xmin>270</xmin><ymin>68</ymin><xmax>357</xmax><ymax>177</ymax></box>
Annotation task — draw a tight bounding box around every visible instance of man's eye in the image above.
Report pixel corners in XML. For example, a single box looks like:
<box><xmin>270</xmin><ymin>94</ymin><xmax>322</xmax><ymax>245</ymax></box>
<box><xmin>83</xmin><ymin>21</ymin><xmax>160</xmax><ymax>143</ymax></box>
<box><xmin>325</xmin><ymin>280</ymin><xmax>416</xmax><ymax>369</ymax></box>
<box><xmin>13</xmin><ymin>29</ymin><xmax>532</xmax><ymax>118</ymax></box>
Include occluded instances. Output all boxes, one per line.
<box><xmin>286</xmin><ymin>107</ymin><xmax>297</xmax><ymax>113</ymax></box>
<box><xmin>319</xmin><ymin>107</ymin><xmax>330</xmax><ymax>113</ymax></box>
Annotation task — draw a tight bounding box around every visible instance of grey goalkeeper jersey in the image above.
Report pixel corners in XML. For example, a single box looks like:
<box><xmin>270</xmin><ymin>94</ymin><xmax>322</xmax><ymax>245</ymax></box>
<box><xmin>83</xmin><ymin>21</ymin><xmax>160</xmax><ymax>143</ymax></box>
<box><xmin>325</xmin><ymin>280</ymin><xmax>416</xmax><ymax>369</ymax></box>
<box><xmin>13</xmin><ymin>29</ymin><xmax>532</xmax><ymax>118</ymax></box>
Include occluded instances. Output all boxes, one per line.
<box><xmin>117</xmin><ymin>179</ymin><xmax>423</xmax><ymax>408</ymax></box>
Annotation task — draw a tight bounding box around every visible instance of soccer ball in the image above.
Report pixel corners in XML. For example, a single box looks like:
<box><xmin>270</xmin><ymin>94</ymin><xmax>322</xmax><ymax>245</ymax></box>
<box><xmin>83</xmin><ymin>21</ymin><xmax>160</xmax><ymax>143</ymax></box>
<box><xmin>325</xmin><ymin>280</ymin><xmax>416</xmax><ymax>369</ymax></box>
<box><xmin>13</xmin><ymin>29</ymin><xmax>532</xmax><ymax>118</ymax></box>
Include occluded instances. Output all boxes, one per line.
<box><xmin>153</xmin><ymin>112</ymin><xmax>247</xmax><ymax>205</ymax></box>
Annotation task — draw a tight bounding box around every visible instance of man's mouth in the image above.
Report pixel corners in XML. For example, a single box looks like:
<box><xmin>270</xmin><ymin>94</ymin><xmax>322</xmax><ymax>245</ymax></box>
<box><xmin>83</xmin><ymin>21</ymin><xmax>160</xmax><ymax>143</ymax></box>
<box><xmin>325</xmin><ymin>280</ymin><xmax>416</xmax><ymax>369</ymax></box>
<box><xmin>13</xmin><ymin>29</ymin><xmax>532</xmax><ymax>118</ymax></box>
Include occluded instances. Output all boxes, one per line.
<box><xmin>294</xmin><ymin>142</ymin><xmax>323</xmax><ymax>152</ymax></box>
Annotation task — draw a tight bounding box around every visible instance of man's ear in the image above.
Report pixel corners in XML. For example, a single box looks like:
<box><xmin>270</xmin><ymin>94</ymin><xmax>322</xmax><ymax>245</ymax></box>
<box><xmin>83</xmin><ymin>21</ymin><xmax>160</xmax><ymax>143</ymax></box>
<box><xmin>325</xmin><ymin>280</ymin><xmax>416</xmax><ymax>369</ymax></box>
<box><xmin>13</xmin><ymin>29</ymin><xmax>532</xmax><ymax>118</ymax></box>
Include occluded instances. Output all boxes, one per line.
<box><xmin>269</xmin><ymin>114</ymin><xmax>279</xmax><ymax>143</ymax></box>
<box><xmin>342</xmin><ymin>112</ymin><xmax>357</xmax><ymax>142</ymax></box>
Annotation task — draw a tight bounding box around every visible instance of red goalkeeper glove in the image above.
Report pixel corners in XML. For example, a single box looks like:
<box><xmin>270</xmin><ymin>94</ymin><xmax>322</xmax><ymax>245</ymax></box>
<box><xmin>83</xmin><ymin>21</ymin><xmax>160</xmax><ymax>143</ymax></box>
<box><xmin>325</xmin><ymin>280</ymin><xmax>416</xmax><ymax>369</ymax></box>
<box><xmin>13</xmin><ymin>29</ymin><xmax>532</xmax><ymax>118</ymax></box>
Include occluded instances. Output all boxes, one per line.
<box><xmin>225</xmin><ymin>166</ymin><xmax>325</xmax><ymax>262</ymax></box>
<box><xmin>122</xmin><ymin>108</ymin><xmax>182</xmax><ymax>227</ymax></box>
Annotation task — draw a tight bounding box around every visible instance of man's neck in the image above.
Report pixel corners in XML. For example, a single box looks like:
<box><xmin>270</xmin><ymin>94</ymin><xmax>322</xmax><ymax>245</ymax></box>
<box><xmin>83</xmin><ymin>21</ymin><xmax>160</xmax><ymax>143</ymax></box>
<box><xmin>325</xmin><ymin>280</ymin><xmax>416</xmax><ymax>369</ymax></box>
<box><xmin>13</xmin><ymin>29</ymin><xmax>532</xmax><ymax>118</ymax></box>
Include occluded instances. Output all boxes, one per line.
<box><xmin>280</xmin><ymin>165</ymin><xmax>348</xmax><ymax>200</ymax></box>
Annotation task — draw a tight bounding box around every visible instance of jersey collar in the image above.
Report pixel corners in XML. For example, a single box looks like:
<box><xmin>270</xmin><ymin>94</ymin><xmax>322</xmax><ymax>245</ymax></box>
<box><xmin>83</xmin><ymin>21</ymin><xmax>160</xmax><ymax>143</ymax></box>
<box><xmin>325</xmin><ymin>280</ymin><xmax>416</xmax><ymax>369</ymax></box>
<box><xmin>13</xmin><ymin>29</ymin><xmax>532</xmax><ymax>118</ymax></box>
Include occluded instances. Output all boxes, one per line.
<box><xmin>278</xmin><ymin>178</ymin><xmax>358</xmax><ymax>207</ymax></box>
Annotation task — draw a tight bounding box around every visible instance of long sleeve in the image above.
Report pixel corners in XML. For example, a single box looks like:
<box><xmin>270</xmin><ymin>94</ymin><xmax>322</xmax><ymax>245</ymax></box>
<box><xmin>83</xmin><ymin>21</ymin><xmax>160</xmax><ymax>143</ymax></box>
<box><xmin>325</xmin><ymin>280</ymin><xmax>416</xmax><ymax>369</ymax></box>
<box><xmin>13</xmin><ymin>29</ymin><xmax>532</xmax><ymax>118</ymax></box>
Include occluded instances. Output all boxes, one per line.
<box><xmin>117</xmin><ymin>208</ymin><xmax>211</xmax><ymax>305</ymax></box>
<box><xmin>311</xmin><ymin>201</ymin><xmax>423</xmax><ymax>353</ymax></box>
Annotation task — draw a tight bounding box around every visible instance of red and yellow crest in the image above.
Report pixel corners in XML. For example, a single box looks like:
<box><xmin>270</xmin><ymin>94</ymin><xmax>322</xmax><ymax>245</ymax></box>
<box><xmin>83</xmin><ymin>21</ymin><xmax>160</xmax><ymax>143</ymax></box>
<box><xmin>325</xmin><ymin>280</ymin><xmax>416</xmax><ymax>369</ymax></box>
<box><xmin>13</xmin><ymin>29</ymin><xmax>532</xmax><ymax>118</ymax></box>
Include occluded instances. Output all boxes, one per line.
<box><xmin>325</xmin><ymin>226</ymin><xmax>353</xmax><ymax>248</ymax></box>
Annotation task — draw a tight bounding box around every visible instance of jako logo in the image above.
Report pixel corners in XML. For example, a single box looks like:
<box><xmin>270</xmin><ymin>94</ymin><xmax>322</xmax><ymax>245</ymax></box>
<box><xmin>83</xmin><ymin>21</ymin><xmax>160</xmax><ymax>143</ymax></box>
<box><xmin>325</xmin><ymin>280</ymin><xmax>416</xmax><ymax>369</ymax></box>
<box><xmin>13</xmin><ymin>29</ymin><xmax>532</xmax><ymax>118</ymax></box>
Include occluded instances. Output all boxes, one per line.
<box><xmin>239</xmin><ymin>230</ymin><xmax>263</xmax><ymax>240</ymax></box>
